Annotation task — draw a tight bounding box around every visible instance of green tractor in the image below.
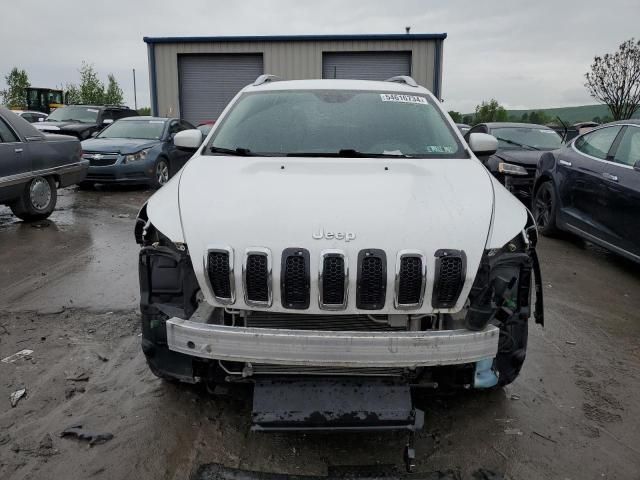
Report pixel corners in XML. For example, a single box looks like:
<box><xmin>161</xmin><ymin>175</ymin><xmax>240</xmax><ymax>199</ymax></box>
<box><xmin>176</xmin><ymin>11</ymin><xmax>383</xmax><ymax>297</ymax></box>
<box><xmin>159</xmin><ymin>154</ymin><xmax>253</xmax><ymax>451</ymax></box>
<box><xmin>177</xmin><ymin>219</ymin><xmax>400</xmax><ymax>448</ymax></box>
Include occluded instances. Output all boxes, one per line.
<box><xmin>25</xmin><ymin>87</ymin><xmax>65</xmax><ymax>114</ymax></box>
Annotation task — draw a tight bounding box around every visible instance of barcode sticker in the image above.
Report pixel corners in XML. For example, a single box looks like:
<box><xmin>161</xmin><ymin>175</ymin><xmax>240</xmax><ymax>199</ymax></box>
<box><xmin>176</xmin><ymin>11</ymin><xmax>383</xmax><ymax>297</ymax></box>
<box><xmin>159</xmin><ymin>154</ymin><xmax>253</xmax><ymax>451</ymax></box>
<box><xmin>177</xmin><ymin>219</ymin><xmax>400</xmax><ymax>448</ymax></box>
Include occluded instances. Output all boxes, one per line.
<box><xmin>380</xmin><ymin>94</ymin><xmax>428</xmax><ymax>104</ymax></box>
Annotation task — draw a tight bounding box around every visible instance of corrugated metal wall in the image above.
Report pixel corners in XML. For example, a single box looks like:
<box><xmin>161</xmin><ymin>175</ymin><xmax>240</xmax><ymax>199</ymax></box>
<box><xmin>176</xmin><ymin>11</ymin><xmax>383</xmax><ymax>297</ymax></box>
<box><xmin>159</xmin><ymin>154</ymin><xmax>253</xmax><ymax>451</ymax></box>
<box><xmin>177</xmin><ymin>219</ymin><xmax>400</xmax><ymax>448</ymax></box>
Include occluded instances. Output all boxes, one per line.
<box><xmin>151</xmin><ymin>39</ymin><xmax>439</xmax><ymax>118</ymax></box>
<box><xmin>322</xmin><ymin>52</ymin><xmax>411</xmax><ymax>80</ymax></box>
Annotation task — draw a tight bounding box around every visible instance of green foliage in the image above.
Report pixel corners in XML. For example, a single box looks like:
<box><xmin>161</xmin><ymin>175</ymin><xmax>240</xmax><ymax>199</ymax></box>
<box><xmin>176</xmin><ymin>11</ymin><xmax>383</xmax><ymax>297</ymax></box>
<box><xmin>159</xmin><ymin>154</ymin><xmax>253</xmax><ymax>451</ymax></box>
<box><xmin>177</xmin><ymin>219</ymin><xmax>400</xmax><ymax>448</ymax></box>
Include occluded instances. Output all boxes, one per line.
<box><xmin>1</xmin><ymin>67</ymin><xmax>30</xmax><ymax>108</ymax></box>
<box><xmin>473</xmin><ymin>99</ymin><xmax>508</xmax><ymax>124</ymax></box>
<box><xmin>585</xmin><ymin>38</ymin><xmax>640</xmax><ymax>120</ymax></box>
<box><xmin>104</xmin><ymin>74</ymin><xmax>124</xmax><ymax>105</ymax></box>
<box><xmin>462</xmin><ymin>115</ymin><xmax>474</xmax><ymax>125</ymax></box>
<box><xmin>64</xmin><ymin>84</ymin><xmax>82</xmax><ymax>105</ymax></box>
<box><xmin>65</xmin><ymin>62</ymin><xmax>125</xmax><ymax>106</ymax></box>
<box><xmin>447</xmin><ymin>110</ymin><xmax>462</xmax><ymax>123</ymax></box>
<box><xmin>137</xmin><ymin>107</ymin><xmax>151</xmax><ymax>115</ymax></box>
<box><xmin>78</xmin><ymin>62</ymin><xmax>105</xmax><ymax>104</ymax></box>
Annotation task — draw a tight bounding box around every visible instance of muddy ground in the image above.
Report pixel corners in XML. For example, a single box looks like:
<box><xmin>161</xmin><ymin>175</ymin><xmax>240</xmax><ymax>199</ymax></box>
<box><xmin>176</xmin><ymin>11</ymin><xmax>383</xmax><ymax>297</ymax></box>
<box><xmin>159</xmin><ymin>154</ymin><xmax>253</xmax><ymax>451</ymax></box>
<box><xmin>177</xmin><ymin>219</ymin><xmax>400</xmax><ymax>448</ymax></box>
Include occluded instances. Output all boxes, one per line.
<box><xmin>1</xmin><ymin>186</ymin><xmax>639</xmax><ymax>480</ymax></box>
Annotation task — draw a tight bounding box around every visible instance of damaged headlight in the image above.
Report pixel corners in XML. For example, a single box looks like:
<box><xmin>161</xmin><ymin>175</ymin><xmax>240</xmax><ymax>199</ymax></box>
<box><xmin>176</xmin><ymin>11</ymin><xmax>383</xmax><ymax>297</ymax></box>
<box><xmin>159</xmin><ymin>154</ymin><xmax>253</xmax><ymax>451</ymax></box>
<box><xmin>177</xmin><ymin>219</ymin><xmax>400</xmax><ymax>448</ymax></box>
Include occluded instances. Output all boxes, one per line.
<box><xmin>465</xmin><ymin>229</ymin><xmax>541</xmax><ymax>331</ymax></box>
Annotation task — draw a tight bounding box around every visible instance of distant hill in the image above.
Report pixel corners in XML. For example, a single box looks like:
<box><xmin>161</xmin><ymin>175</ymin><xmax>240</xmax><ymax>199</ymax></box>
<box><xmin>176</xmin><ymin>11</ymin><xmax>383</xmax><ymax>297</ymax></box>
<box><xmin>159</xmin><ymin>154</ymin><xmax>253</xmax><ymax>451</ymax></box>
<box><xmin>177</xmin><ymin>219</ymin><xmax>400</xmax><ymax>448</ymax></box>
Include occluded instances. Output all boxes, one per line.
<box><xmin>463</xmin><ymin>104</ymin><xmax>639</xmax><ymax>124</ymax></box>
<box><xmin>506</xmin><ymin>105</ymin><xmax>615</xmax><ymax>124</ymax></box>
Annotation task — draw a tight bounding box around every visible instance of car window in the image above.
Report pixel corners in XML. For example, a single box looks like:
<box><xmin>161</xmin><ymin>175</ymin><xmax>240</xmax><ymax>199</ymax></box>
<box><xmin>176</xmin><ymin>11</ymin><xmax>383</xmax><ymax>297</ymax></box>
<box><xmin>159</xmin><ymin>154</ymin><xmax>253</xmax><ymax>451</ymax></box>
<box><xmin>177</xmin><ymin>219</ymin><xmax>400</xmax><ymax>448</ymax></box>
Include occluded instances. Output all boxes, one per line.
<box><xmin>168</xmin><ymin>121</ymin><xmax>182</xmax><ymax>135</ymax></box>
<box><xmin>207</xmin><ymin>90</ymin><xmax>463</xmax><ymax>158</ymax></box>
<box><xmin>0</xmin><ymin>117</ymin><xmax>19</xmax><ymax>142</ymax></box>
<box><xmin>492</xmin><ymin>127</ymin><xmax>562</xmax><ymax>151</ymax></box>
<box><xmin>574</xmin><ymin>126</ymin><xmax>622</xmax><ymax>160</ymax></box>
<box><xmin>47</xmin><ymin>106</ymin><xmax>100</xmax><ymax>123</ymax></box>
<box><xmin>102</xmin><ymin>110</ymin><xmax>116</xmax><ymax>122</ymax></box>
<box><xmin>113</xmin><ymin>109</ymin><xmax>135</xmax><ymax>120</ymax></box>
<box><xmin>97</xmin><ymin>119</ymin><xmax>166</xmax><ymax>140</ymax></box>
<box><xmin>613</xmin><ymin>126</ymin><xmax>640</xmax><ymax>167</ymax></box>
<box><xmin>469</xmin><ymin>125</ymin><xmax>488</xmax><ymax>135</ymax></box>
<box><xmin>179</xmin><ymin>120</ymin><xmax>194</xmax><ymax>130</ymax></box>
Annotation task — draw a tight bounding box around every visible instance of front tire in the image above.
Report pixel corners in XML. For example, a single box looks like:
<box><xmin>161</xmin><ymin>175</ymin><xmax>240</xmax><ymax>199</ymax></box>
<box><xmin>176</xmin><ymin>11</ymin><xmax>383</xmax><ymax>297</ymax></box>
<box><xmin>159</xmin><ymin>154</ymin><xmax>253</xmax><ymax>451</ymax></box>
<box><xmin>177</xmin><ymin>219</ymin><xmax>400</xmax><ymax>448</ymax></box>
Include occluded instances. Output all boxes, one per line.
<box><xmin>151</xmin><ymin>157</ymin><xmax>170</xmax><ymax>189</ymax></box>
<box><xmin>10</xmin><ymin>176</ymin><xmax>57</xmax><ymax>221</ymax></box>
<box><xmin>533</xmin><ymin>181</ymin><xmax>559</xmax><ymax>236</ymax></box>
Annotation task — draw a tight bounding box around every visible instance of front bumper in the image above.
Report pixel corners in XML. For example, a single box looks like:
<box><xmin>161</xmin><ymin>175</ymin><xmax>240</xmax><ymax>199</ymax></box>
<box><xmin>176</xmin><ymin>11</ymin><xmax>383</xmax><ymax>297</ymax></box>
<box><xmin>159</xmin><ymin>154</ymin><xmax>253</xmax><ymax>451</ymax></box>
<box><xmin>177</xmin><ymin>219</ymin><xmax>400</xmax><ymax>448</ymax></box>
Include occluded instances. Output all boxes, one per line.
<box><xmin>165</xmin><ymin>316</ymin><xmax>500</xmax><ymax>368</ymax></box>
<box><xmin>85</xmin><ymin>159</ymin><xmax>155</xmax><ymax>184</ymax></box>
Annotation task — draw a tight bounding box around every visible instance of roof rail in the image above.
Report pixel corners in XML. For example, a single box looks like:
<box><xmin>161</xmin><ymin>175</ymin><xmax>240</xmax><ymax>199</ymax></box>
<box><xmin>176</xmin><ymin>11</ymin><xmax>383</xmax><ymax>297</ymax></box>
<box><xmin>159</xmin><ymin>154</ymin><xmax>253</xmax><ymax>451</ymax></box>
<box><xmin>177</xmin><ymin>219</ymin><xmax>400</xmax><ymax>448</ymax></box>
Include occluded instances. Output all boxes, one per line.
<box><xmin>385</xmin><ymin>76</ymin><xmax>418</xmax><ymax>87</ymax></box>
<box><xmin>253</xmin><ymin>74</ymin><xmax>281</xmax><ymax>86</ymax></box>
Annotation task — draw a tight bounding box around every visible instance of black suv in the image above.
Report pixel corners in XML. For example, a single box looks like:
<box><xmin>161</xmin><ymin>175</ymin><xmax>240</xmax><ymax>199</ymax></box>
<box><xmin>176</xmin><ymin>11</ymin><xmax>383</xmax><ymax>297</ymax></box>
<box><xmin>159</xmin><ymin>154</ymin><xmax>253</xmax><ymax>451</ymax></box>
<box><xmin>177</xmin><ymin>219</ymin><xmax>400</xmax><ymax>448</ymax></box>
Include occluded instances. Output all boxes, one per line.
<box><xmin>35</xmin><ymin>105</ymin><xmax>138</xmax><ymax>140</ymax></box>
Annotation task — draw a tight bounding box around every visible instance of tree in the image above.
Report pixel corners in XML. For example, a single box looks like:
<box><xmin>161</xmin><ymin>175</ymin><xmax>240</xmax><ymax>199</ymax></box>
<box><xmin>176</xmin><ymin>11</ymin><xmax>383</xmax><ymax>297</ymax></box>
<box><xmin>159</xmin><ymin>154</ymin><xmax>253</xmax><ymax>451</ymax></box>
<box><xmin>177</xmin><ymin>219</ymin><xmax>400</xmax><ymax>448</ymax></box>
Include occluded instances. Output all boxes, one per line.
<box><xmin>462</xmin><ymin>115</ymin><xmax>474</xmax><ymax>125</ymax></box>
<box><xmin>64</xmin><ymin>83</ymin><xmax>82</xmax><ymax>105</ymax></box>
<box><xmin>104</xmin><ymin>74</ymin><xmax>124</xmax><ymax>105</ymax></box>
<box><xmin>137</xmin><ymin>107</ymin><xmax>151</xmax><ymax>115</ymax></box>
<box><xmin>585</xmin><ymin>38</ymin><xmax>640</xmax><ymax>120</ymax></box>
<box><xmin>473</xmin><ymin>99</ymin><xmax>508</xmax><ymax>124</ymax></box>
<box><xmin>448</xmin><ymin>110</ymin><xmax>462</xmax><ymax>123</ymax></box>
<box><xmin>528</xmin><ymin>110</ymin><xmax>550</xmax><ymax>125</ymax></box>
<box><xmin>1</xmin><ymin>67</ymin><xmax>30</xmax><ymax>108</ymax></box>
<box><xmin>77</xmin><ymin>62</ymin><xmax>105</xmax><ymax>104</ymax></box>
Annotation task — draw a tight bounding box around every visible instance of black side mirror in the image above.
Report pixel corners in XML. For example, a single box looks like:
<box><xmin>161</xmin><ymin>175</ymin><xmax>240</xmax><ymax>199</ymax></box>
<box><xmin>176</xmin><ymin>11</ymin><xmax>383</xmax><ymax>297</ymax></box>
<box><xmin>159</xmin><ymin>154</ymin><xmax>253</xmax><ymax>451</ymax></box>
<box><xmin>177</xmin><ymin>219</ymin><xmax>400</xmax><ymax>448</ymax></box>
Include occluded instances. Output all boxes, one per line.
<box><xmin>634</xmin><ymin>160</ymin><xmax>640</xmax><ymax>171</ymax></box>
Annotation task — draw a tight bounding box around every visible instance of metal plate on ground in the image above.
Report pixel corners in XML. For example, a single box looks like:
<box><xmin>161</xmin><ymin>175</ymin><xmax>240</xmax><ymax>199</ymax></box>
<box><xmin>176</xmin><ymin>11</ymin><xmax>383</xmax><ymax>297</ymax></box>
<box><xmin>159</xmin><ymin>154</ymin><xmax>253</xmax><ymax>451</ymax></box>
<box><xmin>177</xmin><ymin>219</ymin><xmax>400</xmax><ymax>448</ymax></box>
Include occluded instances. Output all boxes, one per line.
<box><xmin>252</xmin><ymin>378</ymin><xmax>423</xmax><ymax>432</ymax></box>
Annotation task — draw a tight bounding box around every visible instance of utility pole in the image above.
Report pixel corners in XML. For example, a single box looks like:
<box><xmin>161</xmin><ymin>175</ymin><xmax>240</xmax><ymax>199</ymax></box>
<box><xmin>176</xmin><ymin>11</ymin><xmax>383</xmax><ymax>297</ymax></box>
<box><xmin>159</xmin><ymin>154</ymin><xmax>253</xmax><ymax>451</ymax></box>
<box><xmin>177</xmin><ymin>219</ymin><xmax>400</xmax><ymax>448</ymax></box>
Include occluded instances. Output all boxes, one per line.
<box><xmin>133</xmin><ymin>68</ymin><xmax>138</xmax><ymax>110</ymax></box>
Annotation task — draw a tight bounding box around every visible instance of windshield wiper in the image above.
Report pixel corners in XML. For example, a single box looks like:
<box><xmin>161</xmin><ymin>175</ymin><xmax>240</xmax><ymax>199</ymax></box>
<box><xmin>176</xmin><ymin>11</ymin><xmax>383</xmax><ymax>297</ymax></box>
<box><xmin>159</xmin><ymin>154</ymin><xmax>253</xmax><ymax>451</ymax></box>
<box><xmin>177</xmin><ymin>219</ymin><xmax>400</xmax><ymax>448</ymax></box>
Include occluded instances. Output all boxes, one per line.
<box><xmin>210</xmin><ymin>146</ymin><xmax>255</xmax><ymax>156</ymax></box>
<box><xmin>495</xmin><ymin>137</ymin><xmax>539</xmax><ymax>151</ymax></box>
<box><xmin>286</xmin><ymin>149</ymin><xmax>412</xmax><ymax>158</ymax></box>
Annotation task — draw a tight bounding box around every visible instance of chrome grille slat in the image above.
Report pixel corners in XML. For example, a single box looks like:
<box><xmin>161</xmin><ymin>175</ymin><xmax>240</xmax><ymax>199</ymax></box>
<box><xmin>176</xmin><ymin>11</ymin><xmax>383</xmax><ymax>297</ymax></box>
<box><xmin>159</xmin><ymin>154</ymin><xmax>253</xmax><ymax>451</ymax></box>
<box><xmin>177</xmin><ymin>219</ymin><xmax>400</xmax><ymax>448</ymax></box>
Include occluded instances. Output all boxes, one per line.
<box><xmin>206</xmin><ymin>247</ymin><xmax>235</xmax><ymax>305</ymax></box>
<box><xmin>243</xmin><ymin>248</ymin><xmax>272</xmax><ymax>307</ymax></box>
<box><xmin>432</xmin><ymin>250</ymin><xmax>466</xmax><ymax>309</ymax></box>
<box><xmin>394</xmin><ymin>250</ymin><xmax>426</xmax><ymax>309</ymax></box>
<box><xmin>319</xmin><ymin>250</ymin><xmax>348</xmax><ymax>310</ymax></box>
<box><xmin>280</xmin><ymin>248</ymin><xmax>310</xmax><ymax>309</ymax></box>
<box><xmin>356</xmin><ymin>249</ymin><xmax>386</xmax><ymax>310</ymax></box>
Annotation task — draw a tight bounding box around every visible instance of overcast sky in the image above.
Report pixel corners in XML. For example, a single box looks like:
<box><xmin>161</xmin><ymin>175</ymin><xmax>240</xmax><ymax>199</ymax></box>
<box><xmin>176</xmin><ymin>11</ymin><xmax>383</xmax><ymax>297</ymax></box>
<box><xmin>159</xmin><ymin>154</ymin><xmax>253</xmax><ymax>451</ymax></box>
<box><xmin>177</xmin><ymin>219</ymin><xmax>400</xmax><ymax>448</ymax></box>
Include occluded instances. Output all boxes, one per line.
<box><xmin>2</xmin><ymin>0</ymin><xmax>638</xmax><ymax>113</ymax></box>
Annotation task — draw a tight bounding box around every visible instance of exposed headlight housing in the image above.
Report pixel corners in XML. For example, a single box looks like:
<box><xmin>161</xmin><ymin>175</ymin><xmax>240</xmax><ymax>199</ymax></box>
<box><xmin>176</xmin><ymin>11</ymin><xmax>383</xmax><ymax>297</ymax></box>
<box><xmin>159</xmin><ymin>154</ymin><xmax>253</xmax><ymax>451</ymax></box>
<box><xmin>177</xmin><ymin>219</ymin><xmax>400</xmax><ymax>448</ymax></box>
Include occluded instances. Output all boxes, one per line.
<box><xmin>124</xmin><ymin>147</ymin><xmax>152</xmax><ymax>163</ymax></box>
<box><xmin>498</xmin><ymin>162</ymin><xmax>528</xmax><ymax>176</ymax></box>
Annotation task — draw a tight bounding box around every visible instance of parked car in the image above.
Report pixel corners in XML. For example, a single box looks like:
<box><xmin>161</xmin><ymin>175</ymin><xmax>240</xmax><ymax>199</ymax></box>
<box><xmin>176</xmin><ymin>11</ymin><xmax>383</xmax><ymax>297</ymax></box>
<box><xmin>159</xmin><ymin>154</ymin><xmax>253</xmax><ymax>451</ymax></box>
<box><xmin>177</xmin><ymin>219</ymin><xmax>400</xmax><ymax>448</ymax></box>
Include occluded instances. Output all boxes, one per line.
<box><xmin>456</xmin><ymin>123</ymin><xmax>470</xmax><ymax>134</ymax></box>
<box><xmin>533</xmin><ymin>120</ymin><xmax>640</xmax><ymax>262</ymax></box>
<box><xmin>80</xmin><ymin>117</ymin><xmax>196</xmax><ymax>188</ymax></box>
<box><xmin>34</xmin><ymin>105</ymin><xmax>138</xmax><ymax>140</ymax></box>
<box><xmin>0</xmin><ymin>107</ymin><xmax>87</xmax><ymax>221</ymax></box>
<box><xmin>134</xmin><ymin>76</ymin><xmax>544</xmax><ymax>434</ymax></box>
<box><xmin>465</xmin><ymin>122</ymin><xmax>563</xmax><ymax>203</ymax></box>
<box><xmin>11</xmin><ymin>110</ymin><xmax>48</xmax><ymax>123</ymax></box>
<box><xmin>197</xmin><ymin>120</ymin><xmax>216</xmax><ymax>137</ymax></box>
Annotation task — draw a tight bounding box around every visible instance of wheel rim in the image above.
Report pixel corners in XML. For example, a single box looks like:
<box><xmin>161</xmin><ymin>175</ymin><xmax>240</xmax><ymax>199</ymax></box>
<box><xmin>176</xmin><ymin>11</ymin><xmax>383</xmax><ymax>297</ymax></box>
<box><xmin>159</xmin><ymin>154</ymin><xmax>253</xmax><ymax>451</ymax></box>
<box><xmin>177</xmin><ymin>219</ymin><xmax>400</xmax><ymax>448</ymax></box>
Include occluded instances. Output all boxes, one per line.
<box><xmin>156</xmin><ymin>161</ymin><xmax>169</xmax><ymax>185</ymax></box>
<box><xmin>30</xmin><ymin>178</ymin><xmax>52</xmax><ymax>211</ymax></box>
<box><xmin>534</xmin><ymin>186</ymin><xmax>553</xmax><ymax>228</ymax></box>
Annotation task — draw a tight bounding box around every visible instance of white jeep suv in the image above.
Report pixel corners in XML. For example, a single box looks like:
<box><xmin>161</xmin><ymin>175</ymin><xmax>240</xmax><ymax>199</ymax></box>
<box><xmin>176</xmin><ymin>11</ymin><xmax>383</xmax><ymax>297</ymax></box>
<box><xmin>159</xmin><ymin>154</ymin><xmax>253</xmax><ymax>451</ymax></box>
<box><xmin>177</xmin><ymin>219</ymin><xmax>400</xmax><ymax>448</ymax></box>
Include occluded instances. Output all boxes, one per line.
<box><xmin>135</xmin><ymin>75</ymin><xmax>543</xmax><ymax>432</ymax></box>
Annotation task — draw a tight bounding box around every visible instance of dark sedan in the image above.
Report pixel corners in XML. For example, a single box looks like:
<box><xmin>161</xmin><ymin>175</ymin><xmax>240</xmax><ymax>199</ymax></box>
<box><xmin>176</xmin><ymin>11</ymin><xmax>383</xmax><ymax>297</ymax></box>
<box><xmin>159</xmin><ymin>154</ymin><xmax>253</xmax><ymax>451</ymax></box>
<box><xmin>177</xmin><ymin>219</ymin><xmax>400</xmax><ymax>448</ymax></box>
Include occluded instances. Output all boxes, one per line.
<box><xmin>80</xmin><ymin>117</ymin><xmax>196</xmax><ymax>188</ymax></box>
<box><xmin>533</xmin><ymin>120</ymin><xmax>640</xmax><ymax>262</ymax></box>
<box><xmin>465</xmin><ymin>122</ymin><xmax>563</xmax><ymax>202</ymax></box>
<box><xmin>0</xmin><ymin>107</ymin><xmax>87</xmax><ymax>221</ymax></box>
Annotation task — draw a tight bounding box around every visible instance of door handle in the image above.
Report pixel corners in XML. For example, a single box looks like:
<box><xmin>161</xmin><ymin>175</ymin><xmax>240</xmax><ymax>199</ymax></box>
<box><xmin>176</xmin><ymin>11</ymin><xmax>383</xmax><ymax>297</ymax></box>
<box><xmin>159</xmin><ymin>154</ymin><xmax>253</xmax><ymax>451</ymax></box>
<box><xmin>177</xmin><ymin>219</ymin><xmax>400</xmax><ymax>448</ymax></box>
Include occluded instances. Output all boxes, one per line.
<box><xmin>602</xmin><ymin>172</ymin><xmax>618</xmax><ymax>182</ymax></box>
<box><xmin>558</xmin><ymin>159</ymin><xmax>572</xmax><ymax>167</ymax></box>
<box><xmin>14</xmin><ymin>148</ymin><xmax>23</xmax><ymax>153</ymax></box>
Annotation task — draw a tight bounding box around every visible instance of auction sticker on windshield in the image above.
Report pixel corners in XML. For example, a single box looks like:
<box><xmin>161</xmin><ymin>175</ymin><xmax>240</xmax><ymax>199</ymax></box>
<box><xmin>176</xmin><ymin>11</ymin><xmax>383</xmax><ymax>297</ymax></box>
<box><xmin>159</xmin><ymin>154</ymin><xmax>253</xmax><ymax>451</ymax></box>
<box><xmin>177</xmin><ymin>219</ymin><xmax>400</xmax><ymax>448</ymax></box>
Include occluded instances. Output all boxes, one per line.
<box><xmin>380</xmin><ymin>94</ymin><xmax>428</xmax><ymax>104</ymax></box>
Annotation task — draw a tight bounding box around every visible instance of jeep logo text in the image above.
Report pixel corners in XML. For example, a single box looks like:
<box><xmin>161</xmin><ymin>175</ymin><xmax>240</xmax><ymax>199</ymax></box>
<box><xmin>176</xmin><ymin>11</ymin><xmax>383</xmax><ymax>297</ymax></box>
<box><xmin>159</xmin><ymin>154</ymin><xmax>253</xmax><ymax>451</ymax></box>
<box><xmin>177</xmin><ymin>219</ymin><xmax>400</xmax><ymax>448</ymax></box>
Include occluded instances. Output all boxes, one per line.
<box><xmin>312</xmin><ymin>228</ymin><xmax>356</xmax><ymax>242</ymax></box>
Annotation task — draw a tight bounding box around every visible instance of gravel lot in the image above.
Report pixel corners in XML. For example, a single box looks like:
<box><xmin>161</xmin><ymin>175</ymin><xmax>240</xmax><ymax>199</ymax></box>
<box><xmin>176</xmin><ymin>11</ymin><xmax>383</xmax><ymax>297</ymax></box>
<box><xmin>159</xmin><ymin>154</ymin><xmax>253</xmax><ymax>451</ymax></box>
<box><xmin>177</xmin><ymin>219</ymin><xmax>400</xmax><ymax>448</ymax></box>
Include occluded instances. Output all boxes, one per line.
<box><xmin>1</xmin><ymin>187</ymin><xmax>639</xmax><ymax>480</ymax></box>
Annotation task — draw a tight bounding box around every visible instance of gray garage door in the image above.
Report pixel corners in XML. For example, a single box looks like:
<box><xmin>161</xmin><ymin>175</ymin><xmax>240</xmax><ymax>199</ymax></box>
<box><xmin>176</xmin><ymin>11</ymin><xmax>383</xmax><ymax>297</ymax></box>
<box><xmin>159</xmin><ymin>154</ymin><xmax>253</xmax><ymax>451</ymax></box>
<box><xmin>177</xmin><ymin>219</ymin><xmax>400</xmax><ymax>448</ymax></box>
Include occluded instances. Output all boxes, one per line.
<box><xmin>178</xmin><ymin>54</ymin><xmax>263</xmax><ymax>124</ymax></box>
<box><xmin>322</xmin><ymin>52</ymin><xmax>411</xmax><ymax>81</ymax></box>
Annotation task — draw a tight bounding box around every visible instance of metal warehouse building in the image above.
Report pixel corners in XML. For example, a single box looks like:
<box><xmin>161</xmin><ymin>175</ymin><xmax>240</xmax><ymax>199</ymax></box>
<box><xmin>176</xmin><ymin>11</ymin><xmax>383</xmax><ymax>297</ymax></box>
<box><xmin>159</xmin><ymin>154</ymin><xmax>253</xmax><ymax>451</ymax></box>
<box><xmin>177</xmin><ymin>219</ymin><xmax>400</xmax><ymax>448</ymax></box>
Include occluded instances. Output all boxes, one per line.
<box><xmin>144</xmin><ymin>33</ymin><xmax>446</xmax><ymax>125</ymax></box>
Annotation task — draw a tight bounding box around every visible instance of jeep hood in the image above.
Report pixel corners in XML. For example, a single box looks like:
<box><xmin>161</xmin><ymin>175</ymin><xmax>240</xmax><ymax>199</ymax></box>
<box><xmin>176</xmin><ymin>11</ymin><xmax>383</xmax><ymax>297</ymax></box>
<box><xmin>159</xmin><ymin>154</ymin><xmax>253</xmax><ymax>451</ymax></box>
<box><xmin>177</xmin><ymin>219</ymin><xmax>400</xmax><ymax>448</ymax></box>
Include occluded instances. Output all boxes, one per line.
<box><xmin>146</xmin><ymin>155</ymin><xmax>527</xmax><ymax>314</ymax></box>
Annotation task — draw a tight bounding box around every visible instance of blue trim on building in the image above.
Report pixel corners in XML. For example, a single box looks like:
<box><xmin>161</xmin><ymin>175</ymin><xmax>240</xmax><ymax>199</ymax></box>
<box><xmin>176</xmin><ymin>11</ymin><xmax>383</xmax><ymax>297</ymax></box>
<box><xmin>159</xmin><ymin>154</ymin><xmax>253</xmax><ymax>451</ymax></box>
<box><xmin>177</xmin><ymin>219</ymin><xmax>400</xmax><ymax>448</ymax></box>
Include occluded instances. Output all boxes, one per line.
<box><xmin>433</xmin><ymin>39</ymin><xmax>443</xmax><ymax>100</ymax></box>
<box><xmin>147</xmin><ymin>42</ymin><xmax>158</xmax><ymax>116</ymax></box>
<box><xmin>143</xmin><ymin>33</ymin><xmax>447</xmax><ymax>44</ymax></box>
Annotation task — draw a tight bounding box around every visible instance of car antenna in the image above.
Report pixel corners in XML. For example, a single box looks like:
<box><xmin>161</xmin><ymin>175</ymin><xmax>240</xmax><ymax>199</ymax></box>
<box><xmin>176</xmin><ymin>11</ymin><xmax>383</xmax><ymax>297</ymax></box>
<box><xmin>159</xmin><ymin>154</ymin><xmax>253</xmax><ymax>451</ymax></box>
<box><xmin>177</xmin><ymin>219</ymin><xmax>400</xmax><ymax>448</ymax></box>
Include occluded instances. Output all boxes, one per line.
<box><xmin>555</xmin><ymin>116</ymin><xmax>568</xmax><ymax>143</ymax></box>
